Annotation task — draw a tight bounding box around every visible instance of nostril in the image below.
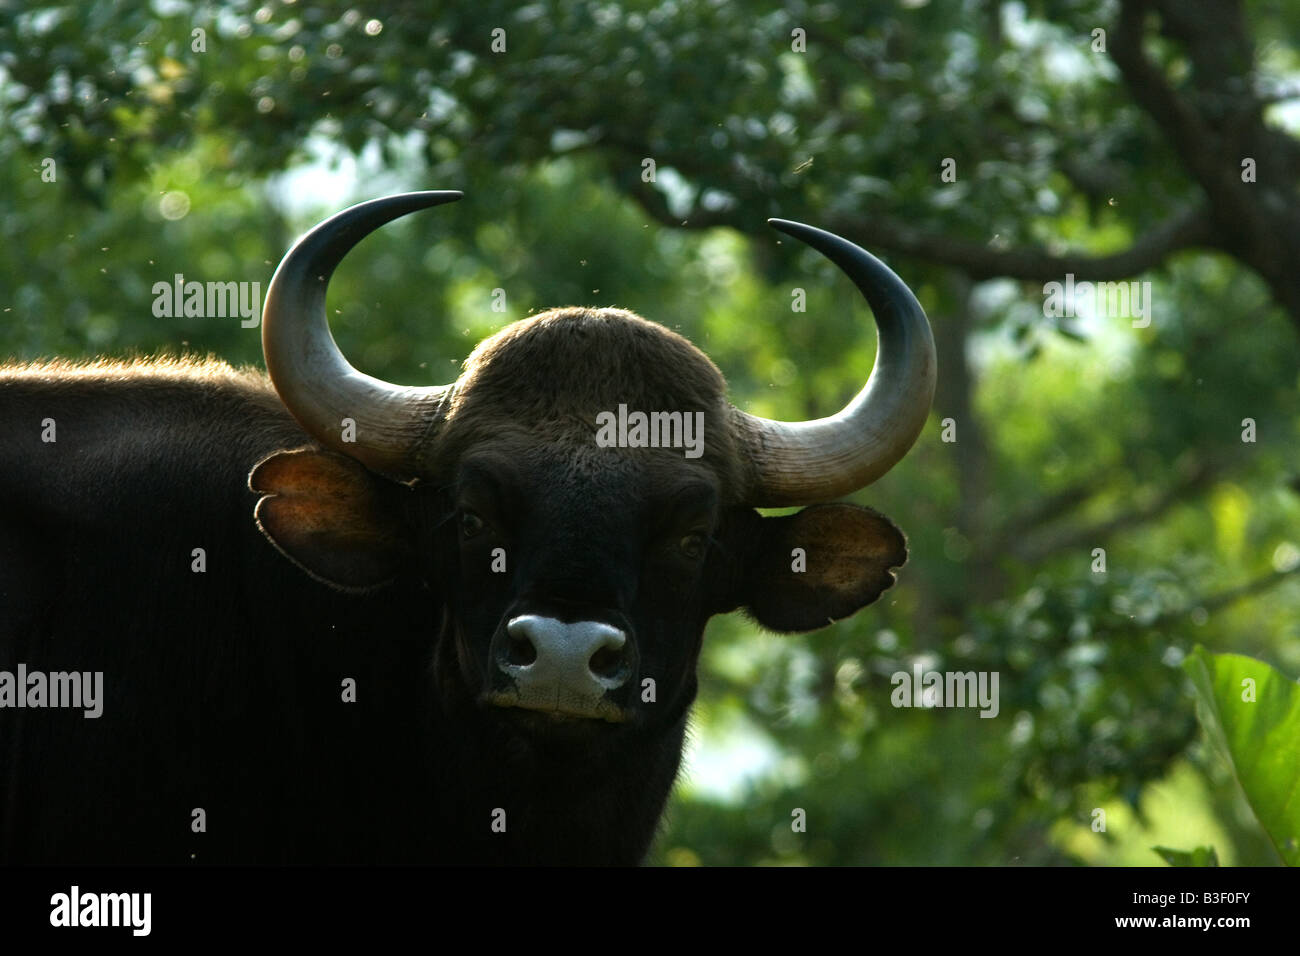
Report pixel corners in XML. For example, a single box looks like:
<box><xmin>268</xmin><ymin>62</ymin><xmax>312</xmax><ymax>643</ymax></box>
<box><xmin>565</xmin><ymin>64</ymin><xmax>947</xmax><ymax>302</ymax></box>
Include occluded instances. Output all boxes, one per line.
<box><xmin>588</xmin><ymin>644</ymin><xmax>624</xmax><ymax>680</ymax></box>
<box><xmin>507</xmin><ymin>630</ymin><xmax>538</xmax><ymax>666</ymax></box>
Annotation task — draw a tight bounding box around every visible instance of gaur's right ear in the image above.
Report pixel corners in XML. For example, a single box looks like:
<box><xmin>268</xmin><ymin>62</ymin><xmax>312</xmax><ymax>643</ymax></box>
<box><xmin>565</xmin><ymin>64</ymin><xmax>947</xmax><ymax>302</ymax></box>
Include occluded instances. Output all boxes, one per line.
<box><xmin>249</xmin><ymin>448</ymin><xmax>411</xmax><ymax>592</ymax></box>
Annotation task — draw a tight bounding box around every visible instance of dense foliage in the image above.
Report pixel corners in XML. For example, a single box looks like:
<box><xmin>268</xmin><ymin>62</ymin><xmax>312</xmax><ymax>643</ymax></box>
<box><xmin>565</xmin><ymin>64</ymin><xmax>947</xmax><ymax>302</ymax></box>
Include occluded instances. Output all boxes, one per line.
<box><xmin>2</xmin><ymin>0</ymin><xmax>1297</xmax><ymax>864</ymax></box>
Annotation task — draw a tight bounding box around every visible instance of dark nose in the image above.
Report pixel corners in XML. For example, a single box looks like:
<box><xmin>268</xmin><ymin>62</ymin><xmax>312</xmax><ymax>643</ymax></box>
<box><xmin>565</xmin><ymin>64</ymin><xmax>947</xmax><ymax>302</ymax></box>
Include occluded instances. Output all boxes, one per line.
<box><xmin>499</xmin><ymin>615</ymin><xmax>632</xmax><ymax>702</ymax></box>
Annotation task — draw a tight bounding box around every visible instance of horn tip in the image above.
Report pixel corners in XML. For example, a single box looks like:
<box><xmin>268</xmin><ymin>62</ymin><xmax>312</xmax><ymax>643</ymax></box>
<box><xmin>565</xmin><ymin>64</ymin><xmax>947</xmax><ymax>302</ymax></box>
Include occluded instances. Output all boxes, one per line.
<box><xmin>410</xmin><ymin>189</ymin><xmax>463</xmax><ymax>203</ymax></box>
<box><xmin>767</xmin><ymin>218</ymin><xmax>813</xmax><ymax>240</ymax></box>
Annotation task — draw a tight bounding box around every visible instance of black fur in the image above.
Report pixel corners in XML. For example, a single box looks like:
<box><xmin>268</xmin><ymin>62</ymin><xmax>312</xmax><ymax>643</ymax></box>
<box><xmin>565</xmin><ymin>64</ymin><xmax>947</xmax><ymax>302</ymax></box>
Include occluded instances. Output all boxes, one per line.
<box><xmin>0</xmin><ymin>339</ymin><xmax>904</xmax><ymax>864</ymax></box>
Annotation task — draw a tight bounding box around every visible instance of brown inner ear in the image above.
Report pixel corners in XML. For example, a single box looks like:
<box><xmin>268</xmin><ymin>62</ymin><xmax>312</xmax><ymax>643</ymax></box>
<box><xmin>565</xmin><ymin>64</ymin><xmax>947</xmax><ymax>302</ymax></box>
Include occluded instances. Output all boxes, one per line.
<box><xmin>744</xmin><ymin>503</ymin><xmax>907</xmax><ymax>633</ymax></box>
<box><xmin>250</xmin><ymin>448</ymin><xmax>411</xmax><ymax>592</ymax></box>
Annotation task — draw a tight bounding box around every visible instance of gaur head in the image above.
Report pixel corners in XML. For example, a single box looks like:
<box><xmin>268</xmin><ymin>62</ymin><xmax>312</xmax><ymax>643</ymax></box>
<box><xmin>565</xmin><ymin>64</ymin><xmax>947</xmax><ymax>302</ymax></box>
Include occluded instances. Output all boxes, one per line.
<box><xmin>250</xmin><ymin>191</ymin><xmax>935</xmax><ymax>743</ymax></box>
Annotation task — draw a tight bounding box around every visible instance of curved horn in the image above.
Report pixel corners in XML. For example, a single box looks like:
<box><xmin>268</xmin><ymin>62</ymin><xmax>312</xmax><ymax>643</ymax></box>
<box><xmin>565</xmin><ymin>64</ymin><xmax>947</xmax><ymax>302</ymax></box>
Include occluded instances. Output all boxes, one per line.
<box><xmin>737</xmin><ymin>220</ymin><xmax>937</xmax><ymax>507</ymax></box>
<box><xmin>262</xmin><ymin>191</ymin><xmax>462</xmax><ymax>476</ymax></box>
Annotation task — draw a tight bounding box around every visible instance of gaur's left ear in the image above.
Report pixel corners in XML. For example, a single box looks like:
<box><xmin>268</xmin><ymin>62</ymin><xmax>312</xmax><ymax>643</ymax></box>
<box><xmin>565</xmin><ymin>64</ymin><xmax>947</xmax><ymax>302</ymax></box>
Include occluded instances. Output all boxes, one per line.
<box><xmin>729</xmin><ymin>503</ymin><xmax>907</xmax><ymax>633</ymax></box>
<box><xmin>249</xmin><ymin>448</ymin><xmax>412</xmax><ymax>592</ymax></box>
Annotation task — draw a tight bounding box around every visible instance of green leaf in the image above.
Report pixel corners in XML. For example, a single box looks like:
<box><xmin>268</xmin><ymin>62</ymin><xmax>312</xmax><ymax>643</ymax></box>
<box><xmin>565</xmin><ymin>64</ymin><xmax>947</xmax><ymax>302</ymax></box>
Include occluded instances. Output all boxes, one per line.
<box><xmin>1183</xmin><ymin>647</ymin><xmax>1300</xmax><ymax>866</ymax></box>
<box><xmin>1152</xmin><ymin>845</ymin><xmax>1219</xmax><ymax>867</ymax></box>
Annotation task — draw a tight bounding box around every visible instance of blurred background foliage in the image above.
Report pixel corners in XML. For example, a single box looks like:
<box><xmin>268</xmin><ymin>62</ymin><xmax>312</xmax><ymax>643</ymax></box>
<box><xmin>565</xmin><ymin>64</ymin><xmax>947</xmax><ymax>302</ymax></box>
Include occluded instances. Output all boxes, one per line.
<box><xmin>1</xmin><ymin>0</ymin><xmax>1297</xmax><ymax>864</ymax></box>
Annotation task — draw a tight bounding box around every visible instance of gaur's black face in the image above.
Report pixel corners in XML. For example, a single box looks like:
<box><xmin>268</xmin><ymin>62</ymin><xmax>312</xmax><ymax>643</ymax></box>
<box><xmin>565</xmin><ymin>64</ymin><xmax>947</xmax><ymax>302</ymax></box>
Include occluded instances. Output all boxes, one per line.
<box><xmin>436</xmin><ymin>444</ymin><xmax>729</xmax><ymax>740</ymax></box>
<box><xmin>251</xmin><ymin>195</ymin><xmax>936</xmax><ymax>797</ymax></box>
<box><xmin>250</xmin><ymin>309</ymin><xmax>915</xmax><ymax>764</ymax></box>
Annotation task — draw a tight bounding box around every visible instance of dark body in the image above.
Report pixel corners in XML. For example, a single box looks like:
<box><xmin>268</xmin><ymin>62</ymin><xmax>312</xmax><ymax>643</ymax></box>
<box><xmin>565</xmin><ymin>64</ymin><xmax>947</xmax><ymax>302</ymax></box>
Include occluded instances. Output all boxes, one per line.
<box><xmin>0</xmin><ymin>362</ymin><xmax>685</xmax><ymax>863</ymax></box>
<box><xmin>0</xmin><ymin>193</ymin><xmax>934</xmax><ymax>863</ymax></box>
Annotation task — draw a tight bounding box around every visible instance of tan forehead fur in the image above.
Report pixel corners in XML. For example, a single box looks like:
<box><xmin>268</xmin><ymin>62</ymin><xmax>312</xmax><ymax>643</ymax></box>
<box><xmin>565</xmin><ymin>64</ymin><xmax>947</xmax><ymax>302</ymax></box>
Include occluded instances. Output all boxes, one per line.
<box><xmin>433</xmin><ymin>307</ymin><xmax>749</xmax><ymax>494</ymax></box>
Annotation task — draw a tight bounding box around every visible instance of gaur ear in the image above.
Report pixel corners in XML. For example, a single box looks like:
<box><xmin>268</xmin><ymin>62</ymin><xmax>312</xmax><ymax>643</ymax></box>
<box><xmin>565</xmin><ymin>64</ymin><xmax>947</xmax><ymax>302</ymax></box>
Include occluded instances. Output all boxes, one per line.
<box><xmin>249</xmin><ymin>448</ymin><xmax>411</xmax><ymax>592</ymax></box>
<box><xmin>737</xmin><ymin>503</ymin><xmax>907</xmax><ymax>633</ymax></box>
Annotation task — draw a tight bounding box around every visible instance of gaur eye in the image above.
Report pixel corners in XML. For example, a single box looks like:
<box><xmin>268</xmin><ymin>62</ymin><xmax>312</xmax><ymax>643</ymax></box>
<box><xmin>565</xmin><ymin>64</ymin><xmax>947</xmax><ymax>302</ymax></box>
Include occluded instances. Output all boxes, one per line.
<box><xmin>679</xmin><ymin>532</ymin><xmax>707</xmax><ymax>559</ymax></box>
<box><xmin>461</xmin><ymin>510</ymin><xmax>485</xmax><ymax>538</ymax></box>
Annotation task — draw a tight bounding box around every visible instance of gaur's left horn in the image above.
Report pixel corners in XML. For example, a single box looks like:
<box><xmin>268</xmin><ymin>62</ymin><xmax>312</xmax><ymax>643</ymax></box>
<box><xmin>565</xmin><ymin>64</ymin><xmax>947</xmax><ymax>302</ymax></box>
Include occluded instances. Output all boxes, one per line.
<box><xmin>262</xmin><ymin>191</ymin><xmax>462</xmax><ymax>476</ymax></box>
<box><xmin>735</xmin><ymin>220</ymin><xmax>937</xmax><ymax>506</ymax></box>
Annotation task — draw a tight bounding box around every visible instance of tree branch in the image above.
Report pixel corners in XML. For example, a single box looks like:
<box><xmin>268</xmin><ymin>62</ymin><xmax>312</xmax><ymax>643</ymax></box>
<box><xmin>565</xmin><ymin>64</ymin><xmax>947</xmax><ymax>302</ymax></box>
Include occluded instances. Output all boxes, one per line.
<box><xmin>1009</xmin><ymin>459</ymin><xmax>1219</xmax><ymax>564</ymax></box>
<box><xmin>991</xmin><ymin>476</ymin><xmax>1112</xmax><ymax>550</ymax></box>
<box><xmin>605</xmin><ymin>125</ymin><xmax>1216</xmax><ymax>284</ymax></box>
<box><xmin>821</xmin><ymin>205</ymin><xmax>1215</xmax><ymax>282</ymax></box>
<box><xmin>1110</xmin><ymin>2</ymin><xmax>1218</xmax><ymax>163</ymax></box>
<box><xmin>619</xmin><ymin>180</ymin><xmax>733</xmax><ymax>231</ymax></box>
<box><xmin>1198</xmin><ymin>566</ymin><xmax>1300</xmax><ymax>615</ymax></box>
